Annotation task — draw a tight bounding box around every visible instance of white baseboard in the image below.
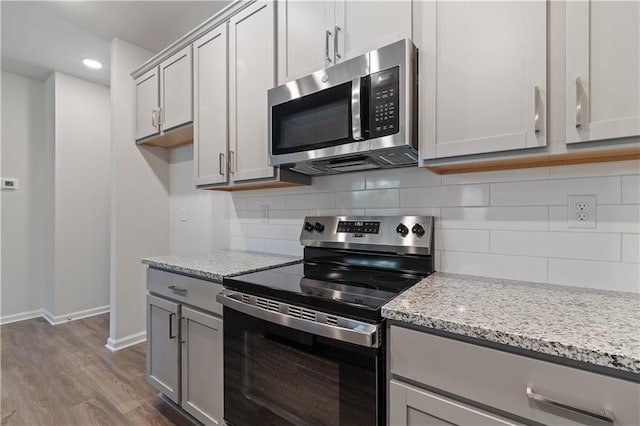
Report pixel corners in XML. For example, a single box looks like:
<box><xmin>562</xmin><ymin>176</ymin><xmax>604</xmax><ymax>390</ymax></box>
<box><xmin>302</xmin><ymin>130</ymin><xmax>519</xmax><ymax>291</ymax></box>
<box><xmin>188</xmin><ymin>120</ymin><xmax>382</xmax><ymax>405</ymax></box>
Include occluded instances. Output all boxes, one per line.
<box><xmin>105</xmin><ymin>331</ymin><xmax>147</xmax><ymax>352</ymax></box>
<box><xmin>43</xmin><ymin>305</ymin><xmax>110</xmax><ymax>325</ymax></box>
<box><xmin>0</xmin><ymin>309</ymin><xmax>45</xmax><ymax>325</ymax></box>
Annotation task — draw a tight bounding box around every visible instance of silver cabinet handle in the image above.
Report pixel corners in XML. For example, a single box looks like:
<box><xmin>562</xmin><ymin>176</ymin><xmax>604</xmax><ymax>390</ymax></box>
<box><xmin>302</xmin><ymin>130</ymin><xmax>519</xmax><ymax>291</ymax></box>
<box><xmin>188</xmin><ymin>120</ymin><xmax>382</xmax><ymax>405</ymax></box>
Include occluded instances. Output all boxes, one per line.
<box><xmin>334</xmin><ymin>25</ymin><xmax>341</xmax><ymax>61</ymax></box>
<box><xmin>229</xmin><ymin>150</ymin><xmax>235</xmax><ymax>174</ymax></box>
<box><xmin>169</xmin><ymin>313</ymin><xmax>177</xmax><ymax>339</ymax></box>
<box><xmin>325</xmin><ymin>30</ymin><xmax>332</xmax><ymax>65</ymax></box>
<box><xmin>219</xmin><ymin>153</ymin><xmax>225</xmax><ymax>176</ymax></box>
<box><xmin>526</xmin><ymin>387</ymin><xmax>614</xmax><ymax>423</ymax></box>
<box><xmin>157</xmin><ymin>106</ymin><xmax>163</xmax><ymax>126</ymax></box>
<box><xmin>351</xmin><ymin>76</ymin><xmax>363</xmax><ymax>140</ymax></box>
<box><xmin>152</xmin><ymin>109</ymin><xmax>157</xmax><ymax>128</ymax></box>
<box><xmin>534</xmin><ymin>86</ymin><xmax>541</xmax><ymax>134</ymax></box>
<box><xmin>576</xmin><ymin>76</ymin><xmax>583</xmax><ymax>128</ymax></box>
<box><xmin>168</xmin><ymin>285</ymin><xmax>187</xmax><ymax>295</ymax></box>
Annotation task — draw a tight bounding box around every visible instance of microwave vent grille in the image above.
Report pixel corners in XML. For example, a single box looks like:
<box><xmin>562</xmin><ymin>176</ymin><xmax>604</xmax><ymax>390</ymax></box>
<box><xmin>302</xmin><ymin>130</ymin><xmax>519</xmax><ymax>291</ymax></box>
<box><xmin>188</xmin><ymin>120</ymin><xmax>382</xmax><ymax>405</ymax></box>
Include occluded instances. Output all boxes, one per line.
<box><xmin>289</xmin><ymin>164</ymin><xmax>325</xmax><ymax>175</ymax></box>
<box><xmin>377</xmin><ymin>152</ymin><xmax>417</xmax><ymax>166</ymax></box>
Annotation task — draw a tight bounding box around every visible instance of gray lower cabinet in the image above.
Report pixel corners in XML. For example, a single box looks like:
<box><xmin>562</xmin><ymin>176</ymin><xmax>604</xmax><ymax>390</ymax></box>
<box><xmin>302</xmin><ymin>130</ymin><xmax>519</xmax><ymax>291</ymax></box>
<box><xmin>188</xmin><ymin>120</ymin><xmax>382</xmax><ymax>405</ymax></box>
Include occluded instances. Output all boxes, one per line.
<box><xmin>147</xmin><ymin>294</ymin><xmax>180</xmax><ymax>402</ymax></box>
<box><xmin>146</xmin><ymin>269</ymin><xmax>224</xmax><ymax>426</ymax></box>
<box><xmin>390</xmin><ymin>380</ymin><xmax>520</xmax><ymax>426</ymax></box>
<box><xmin>181</xmin><ymin>306</ymin><xmax>223</xmax><ymax>425</ymax></box>
<box><xmin>389</xmin><ymin>325</ymin><xmax>640</xmax><ymax>426</ymax></box>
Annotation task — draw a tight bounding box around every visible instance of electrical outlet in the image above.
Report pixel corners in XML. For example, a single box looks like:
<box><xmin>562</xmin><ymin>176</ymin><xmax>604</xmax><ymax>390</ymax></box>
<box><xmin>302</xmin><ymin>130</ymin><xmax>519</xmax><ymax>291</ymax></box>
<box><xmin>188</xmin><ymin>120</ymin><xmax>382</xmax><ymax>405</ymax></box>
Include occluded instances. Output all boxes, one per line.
<box><xmin>180</xmin><ymin>207</ymin><xmax>187</xmax><ymax>222</ymax></box>
<box><xmin>568</xmin><ymin>195</ymin><xmax>596</xmax><ymax>228</ymax></box>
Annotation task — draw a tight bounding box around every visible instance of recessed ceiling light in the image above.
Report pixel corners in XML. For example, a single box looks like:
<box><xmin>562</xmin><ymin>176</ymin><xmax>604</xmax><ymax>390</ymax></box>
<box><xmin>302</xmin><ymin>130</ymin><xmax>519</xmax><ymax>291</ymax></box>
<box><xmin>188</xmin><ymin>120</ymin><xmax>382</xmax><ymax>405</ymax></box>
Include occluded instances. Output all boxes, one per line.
<box><xmin>82</xmin><ymin>58</ymin><xmax>103</xmax><ymax>69</ymax></box>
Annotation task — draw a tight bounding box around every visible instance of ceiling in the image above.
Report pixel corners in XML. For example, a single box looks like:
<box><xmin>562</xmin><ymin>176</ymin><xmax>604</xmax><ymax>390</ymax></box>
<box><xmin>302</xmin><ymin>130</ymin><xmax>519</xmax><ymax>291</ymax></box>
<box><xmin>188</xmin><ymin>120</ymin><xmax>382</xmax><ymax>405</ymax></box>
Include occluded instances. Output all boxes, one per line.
<box><xmin>1</xmin><ymin>1</ymin><xmax>231</xmax><ymax>86</ymax></box>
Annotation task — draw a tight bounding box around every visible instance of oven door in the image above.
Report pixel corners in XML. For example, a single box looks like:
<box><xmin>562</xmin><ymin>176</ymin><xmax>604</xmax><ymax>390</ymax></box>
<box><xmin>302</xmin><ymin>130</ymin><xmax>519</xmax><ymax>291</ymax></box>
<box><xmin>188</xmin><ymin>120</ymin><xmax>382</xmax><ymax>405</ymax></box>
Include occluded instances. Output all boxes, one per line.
<box><xmin>223</xmin><ymin>307</ymin><xmax>383</xmax><ymax>426</ymax></box>
<box><xmin>268</xmin><ymin>53</ymin><xmax>370</xmax><ymax>167</ymax></box>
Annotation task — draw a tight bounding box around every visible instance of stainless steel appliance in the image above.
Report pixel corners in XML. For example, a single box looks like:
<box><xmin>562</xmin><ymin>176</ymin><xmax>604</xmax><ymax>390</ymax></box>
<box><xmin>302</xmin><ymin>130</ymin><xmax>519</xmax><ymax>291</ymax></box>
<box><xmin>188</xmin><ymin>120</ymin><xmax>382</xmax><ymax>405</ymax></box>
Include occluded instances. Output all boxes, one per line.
<box><xmin>217</xmin><ymin>215</ymin><xmax>434</xmax><ymax>425</ymax></box>
<box><xmin>268</xmin><ymin>39</ymin><xmax>418</xmax><ymax>175</ymax></box>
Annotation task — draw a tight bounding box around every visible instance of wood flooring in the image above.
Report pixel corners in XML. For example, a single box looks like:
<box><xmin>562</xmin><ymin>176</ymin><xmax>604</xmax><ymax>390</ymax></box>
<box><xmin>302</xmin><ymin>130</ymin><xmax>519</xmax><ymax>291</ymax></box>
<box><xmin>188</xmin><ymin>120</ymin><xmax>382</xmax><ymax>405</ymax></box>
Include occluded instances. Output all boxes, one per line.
<box><xmin>1</xmin><ymin>314</ymin><xmax>191</xmax><ymax>426</ymax></box>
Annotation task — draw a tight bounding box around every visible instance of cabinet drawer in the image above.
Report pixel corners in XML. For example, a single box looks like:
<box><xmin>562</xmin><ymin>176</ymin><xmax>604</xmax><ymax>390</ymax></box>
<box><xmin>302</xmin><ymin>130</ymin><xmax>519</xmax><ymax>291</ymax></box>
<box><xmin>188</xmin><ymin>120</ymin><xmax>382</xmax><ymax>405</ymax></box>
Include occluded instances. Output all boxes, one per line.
<box><xmin>390</xmin><ymin>325</ymin><xmax>640</xmax><ymax>425</ymax></box>
<box><xmin>147</xmin><ymin>268</ymin><xmax>222</xmax><ymax>316</ymax></box>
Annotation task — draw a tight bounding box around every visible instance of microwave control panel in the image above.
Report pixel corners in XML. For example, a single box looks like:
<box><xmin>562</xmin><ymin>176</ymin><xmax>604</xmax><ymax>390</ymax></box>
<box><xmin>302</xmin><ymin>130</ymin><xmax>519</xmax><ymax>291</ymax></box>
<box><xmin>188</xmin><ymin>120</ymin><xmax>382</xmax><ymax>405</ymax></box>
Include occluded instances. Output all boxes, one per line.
<box><xmin>369</xmin><ymin>66</ymin><xmax>400</xmax><ymax>138</ymax></box>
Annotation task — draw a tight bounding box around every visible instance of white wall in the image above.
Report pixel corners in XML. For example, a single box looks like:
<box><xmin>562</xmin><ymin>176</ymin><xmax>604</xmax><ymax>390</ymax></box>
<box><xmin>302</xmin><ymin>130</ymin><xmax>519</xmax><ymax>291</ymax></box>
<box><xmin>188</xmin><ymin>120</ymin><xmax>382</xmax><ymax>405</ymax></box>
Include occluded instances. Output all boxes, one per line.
<box><xmin>227</xmin><ymin>161</ymin><xmax>640</xmax><ymax>293</ymax></box>
<box><xmin>0</xmin><ymin>72</ymin><xmax>48</xmax><ymax>322</ymax></box>
<box><xmin>109</xmin><ymin>37</ymin><xmax>169</xmax><ymax>350</ymax></box>
<box><xmin>169</xmin><ymin>145</ymin><xmax>230</xmax><ymax>254</ymax></box>
<box><xmin>48</xmin><ymin>72</ymin><xmax>111</xmax><ymax>319</ymax></box>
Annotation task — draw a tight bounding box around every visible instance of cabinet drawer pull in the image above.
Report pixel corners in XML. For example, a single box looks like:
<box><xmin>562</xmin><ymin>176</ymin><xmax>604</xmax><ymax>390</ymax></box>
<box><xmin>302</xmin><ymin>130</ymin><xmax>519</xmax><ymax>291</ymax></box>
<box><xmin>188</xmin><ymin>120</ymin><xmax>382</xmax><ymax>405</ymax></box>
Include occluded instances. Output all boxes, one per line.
<box><xmin>168</xmin><ymin>285</ymin><xmax>187</xmax><ymax>295</ymax></box>
<box><xmin>334</xmin><ymin>25</ymin><xmax>341</xmax><ymax>61</ymax></box>
<box><xmin>325</xmin><ymin>30</ymin><xmax>332</xmax><ymax>65</ymax></box>
<box><xmin>575</xmin><ymin>76</ymin><xmax>584</xmax><ymax>128</ymax></box>
<box><xmin>152</xmin><ymin>109</ymin><xmax>157</xmax><ymax>128</ymax></box>
<box><xmin>158</xmin><ymin>107</ymin><xmax>163</xmax><ymax>126</ymax></box>
<box><xmin>219</xmin><ymin>153</ymin><xmax>225</xmax><ymax>176</ymax></box>
<box><xmin>534</xmin><ymin>86</ymin><xmax>542</xmax><ymax>134</ymax></box>
<box><xmin>526</xmin><ymin>387</ymin><xmax>614</xmax><ymax>423</ymax></box>
<box><xmin>229</xmin><ymin>150</ymin><xmax>235</xmax><ymax>174</ymax></box>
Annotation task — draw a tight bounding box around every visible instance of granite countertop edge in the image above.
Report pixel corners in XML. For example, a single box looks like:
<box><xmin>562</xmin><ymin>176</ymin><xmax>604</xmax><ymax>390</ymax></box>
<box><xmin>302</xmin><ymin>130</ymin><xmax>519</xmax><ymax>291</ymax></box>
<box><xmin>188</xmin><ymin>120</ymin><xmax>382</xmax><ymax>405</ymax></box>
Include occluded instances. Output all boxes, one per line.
<box><xmin>382</xmin><ymin>273</ymin><xmax>640</xmax><ymax>375</ymax></box>
<box><xmin>382</xmin><ymin>308</ymin><xmax>640</xmax><ymax>374</ymax></box>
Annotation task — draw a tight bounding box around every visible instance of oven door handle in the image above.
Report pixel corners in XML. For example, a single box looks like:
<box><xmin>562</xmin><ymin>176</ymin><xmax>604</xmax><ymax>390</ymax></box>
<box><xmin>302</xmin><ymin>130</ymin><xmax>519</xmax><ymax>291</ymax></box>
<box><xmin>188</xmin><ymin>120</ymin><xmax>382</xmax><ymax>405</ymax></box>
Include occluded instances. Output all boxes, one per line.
<box><xmin>217</xmin><ymin>291</ymin><xmax>380</xmax><ymax>348</ymax></box>
<box><xmin>351</xmin><ymin>76</ymin><xmax>364</xmax><ymax>141</ymax></box>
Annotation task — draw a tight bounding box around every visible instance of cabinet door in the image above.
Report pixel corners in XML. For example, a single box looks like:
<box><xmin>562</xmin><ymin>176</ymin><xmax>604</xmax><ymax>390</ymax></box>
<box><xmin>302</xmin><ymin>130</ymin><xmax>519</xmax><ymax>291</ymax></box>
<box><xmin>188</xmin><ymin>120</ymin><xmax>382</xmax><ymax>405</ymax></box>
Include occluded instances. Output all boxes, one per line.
<box><xmin>419</xmin><ymin>2</ymin><xmax>547</xmax><ymax>160</ymax></box>
<box><xmin>389</xmin><ymin>380</ymin><xmax>520</xmax><ymax>426</ymax></box>
<box><xmin>147</xmin><ymin>294</ymin><xmax>180</xmax><ymax>402</ymax></box>
<box><xmin>277</xmin><ymin>0</ymin><xmax>335</xmax><ymax>84</ymax></box>
<box><xmin>135</xmin><ymin>68</ymin><xmax>160</xmax><ymax>141</ymax></box>
<box><xmin>181</xmin><ymin>307</ymin><xmax>223</xmax><ymax>426</ymax></box>
<box><xmin>566</xmin><ymin>1</ymin><xmax>640</xmax><ymax>143</ymax></box>
<box><xmin>194</xmin><ymin>26</ymin><xmax>229</xmax><ymax>186</ymax></box>
<box><xmin>334</xmin><ymin>0</ymin><xmax>412</xmax><ymax>63</ymax></box>
<box><xmin>229</xmin><ymin>1</ymin><xmax>276</xmax><ymax>182</ymax></box>
<box><xmin>160</xmin><ymin>45</ymin><xmax>193</xmax><ymax>132</ymax></box>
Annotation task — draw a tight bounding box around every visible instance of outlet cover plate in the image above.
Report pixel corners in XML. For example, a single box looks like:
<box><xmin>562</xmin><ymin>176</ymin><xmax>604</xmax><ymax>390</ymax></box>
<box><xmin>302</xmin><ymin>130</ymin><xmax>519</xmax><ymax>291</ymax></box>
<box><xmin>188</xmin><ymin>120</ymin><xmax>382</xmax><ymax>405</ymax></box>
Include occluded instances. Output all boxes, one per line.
<box><xmin>568</xmin><ymin>194</ymin><xmax>596</xmax><ymax>228</ymax></box>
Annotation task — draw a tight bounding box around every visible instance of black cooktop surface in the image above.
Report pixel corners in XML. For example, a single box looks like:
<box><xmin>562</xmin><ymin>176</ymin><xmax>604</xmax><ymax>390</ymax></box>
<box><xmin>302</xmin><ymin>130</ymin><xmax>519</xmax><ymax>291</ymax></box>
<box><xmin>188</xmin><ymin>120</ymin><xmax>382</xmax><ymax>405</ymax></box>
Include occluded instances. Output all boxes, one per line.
<box><xmin>223</xmin><ymin>260</ymin><xmax>426</xmax><ymax>322</ymax></box>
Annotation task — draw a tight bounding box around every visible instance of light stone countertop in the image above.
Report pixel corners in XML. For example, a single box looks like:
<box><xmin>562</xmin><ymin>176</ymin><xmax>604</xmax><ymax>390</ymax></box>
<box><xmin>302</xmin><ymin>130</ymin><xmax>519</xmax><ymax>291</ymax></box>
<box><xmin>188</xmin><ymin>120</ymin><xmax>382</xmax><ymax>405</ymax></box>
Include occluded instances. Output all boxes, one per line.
<box><xmin>382</xmin><ymin>272</ymin><xmax>640</xmax><ymax>375</ymax></box>
<box><xmin>142</xmin><ymin>249</ymin><xmax>302</xmax><ymax>283</ymax></box>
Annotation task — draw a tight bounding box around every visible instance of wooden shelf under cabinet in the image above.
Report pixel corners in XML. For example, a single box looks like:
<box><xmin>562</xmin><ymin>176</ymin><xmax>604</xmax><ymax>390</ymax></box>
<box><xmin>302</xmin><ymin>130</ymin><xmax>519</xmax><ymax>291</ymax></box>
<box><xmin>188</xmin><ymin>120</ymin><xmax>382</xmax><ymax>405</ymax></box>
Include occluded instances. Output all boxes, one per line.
<box><xmin>136</xmin><ymin>124</ymin><xmax>193</xmax><ymax>149</ymax></box>
<box><xmin>426</xmin><ymin>146</ymin><xmax>640</xmax><ymax>175</ymax></box>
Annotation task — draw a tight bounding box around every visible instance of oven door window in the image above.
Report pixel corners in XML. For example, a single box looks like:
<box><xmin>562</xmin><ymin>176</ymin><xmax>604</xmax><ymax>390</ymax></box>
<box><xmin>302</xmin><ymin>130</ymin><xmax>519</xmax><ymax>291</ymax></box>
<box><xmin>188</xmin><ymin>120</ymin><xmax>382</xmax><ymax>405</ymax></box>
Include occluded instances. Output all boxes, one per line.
<box><xmin>271</xmin><ymin>82</ymin><xmax>354</xmax><ymax>155</ymax></box>
<box><xmin>224</xmin><ymin>308</ymin><xmax>379</xmax><ymax>426</ymax></box>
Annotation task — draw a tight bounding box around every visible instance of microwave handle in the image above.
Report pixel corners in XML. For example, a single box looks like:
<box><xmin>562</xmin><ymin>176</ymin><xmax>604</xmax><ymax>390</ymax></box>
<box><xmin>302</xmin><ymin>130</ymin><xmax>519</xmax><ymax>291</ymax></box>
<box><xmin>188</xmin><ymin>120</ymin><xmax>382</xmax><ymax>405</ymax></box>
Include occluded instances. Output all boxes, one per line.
<box><xmin>351</xmin><ymin>76</ymin><xmax>364</xmax><ymax>141</ymax></box>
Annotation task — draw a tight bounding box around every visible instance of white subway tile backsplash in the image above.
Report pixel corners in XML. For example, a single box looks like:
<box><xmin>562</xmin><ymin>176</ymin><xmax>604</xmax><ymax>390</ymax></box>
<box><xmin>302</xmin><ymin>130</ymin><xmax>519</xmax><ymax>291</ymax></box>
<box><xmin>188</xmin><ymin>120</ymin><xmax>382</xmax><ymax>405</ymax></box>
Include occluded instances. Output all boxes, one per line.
<box><xmin>268</xmin><ymin>209</ymin><xmax>306</xmax><ymax>224</ymax></box>
<box><xmin>232</xmin><ymin>210</ymin><xmax>264</xmax><ymax>224</ymax></box>
<box><xmin>230</xmin><ymin>236</ymin><xmax>266</xmax><ymax>252</ymax></box>
<box><xmin>336</xmin><ymin>189</ymin><xmax>399</xmax><ymax>208</ymax></box>
<box><xmin>286</xmin><ymin>192</ymin><xmax>335</xmax><ymax>210</ymax></box>
<box><xmin>364</xmin><ymin>207</ymin><xmax>440</xmax><ymax>218</ymax></box>
<box><xmin>491</xmin><ymin>177</ymin><xmax>621</xmax><ymax>206</ymax></box>
<box><xmin>436</xmin><ymin>230</ymin><xmax>490</xmax><ymax>253</ymax></box>
<box><xmin>243</xmin><ymin>195</ymin><xmax>287</xmax><ymax>210</ymax></box>
<box><xmin>549</xmin><ymin>205</ymin><xmax>640</xmax><ymax>233</ymax></box>
<box><xmin>247</xmin><ymin>224</ymin><xmax>287</xmax><ymax>240</ymax></box>
<box><xmin>550</xmin><ymin>160</ymin><xmax>640</xmax><ymax>179</ymax></box>
<box><xmin>622</xmin><ymin>175</ymin><xmax>640</xmax><ymax>204</ymax></box>
<box><xmin>308</xmin><ymin>208</ymin><xmax>366</xmax><ymax>216</ymax></box>
<box><xmin>286</xmin><ymin>224</ymin><xmax>302</xmax><ymax>240</ymax></box>
<box><xmin>441</xmin><ymin>167</ymin><xmax>549</xmax><ymax>185</ymax></box>
<box><xmin>441</xmin><ymin>207</ymin><xmax>548</xmax><ymax>231</ymax></box>
<box><xmin>365</xmin><ymin>167</ymin><xmax>441</xmax><ymax>189</ymax></box>
<box><xmin>440</xmin><ymin>251</ymin><xmax>548</xmax><ymax>283</ymax></box>
<box><xmin>312</xmin><ymin>173</ymin><xmax>365</xmax><ymax>192</ymax></box>
<box><xmin>622</xmin><ymin>235</ymin><xmax>640</xmax><ymax>263</ymax></box>
<box><xmin>548</xmin><ymin>259</ymin><xmax>640</xmax><ymax>293</ymax></box>
<box><xmin>230</xmin><ymin>221</ymin><xmax>247</xmax><ymax>237</ymax></box>
<box><xmin>268</xmin><ymin>239</ymin><xmax>304</xmax><ymax>257</ymax></box>
<box><xmin>491</xmin><ymin>231</ymin><xmax>620</xmax><ymax>261</ymax></box>
<box><xmin>401</xmin><ymin>184</ymin><xmax>490</xmax><ymax>207</ymax></box>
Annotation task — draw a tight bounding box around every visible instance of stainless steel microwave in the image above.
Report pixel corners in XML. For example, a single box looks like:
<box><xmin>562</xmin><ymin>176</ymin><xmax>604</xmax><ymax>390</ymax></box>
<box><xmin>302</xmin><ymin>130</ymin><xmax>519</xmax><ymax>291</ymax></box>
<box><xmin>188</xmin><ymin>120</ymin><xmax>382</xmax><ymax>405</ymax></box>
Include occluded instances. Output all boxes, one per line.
<box><xmin>268</xmin><ymin>39</ymin><xmax>418</xmax><ymax>175</ymax></box>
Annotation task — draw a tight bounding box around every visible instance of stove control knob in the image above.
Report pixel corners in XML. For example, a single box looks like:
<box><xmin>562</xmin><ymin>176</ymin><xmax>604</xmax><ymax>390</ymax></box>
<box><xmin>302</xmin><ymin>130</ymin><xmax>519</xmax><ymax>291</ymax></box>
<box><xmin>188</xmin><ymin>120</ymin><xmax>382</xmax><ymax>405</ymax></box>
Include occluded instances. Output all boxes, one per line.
<box><xmin>412</xmin><ymin>223</ymin><xmax>425</xmax><ymax>237</ymax></box>
<box><xmin>314</xmin><ymin>222</ymin><xmax>325</xmax><ymax>232</ymax></box>
<box><xmin>304</xmin><ymin>222</ymin><xmax>314</xmax><ymax>232</ymax></box>
<box><xmin>396</xmin><ymin>223</ymin><xmax>409</xmax><ymax>237</ymax></box>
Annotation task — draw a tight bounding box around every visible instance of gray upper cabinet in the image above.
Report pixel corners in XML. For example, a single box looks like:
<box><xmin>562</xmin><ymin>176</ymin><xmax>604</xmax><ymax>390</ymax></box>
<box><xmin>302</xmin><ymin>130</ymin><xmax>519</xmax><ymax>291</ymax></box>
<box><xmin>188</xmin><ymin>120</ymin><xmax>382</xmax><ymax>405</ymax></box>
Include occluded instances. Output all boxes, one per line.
<box><xmin>181</xmin><ymin>306</ymin><xmax>223</xmax><ymax>426</ymax></box>
<box><xmin>159</xmin><ymin>45</ymin><xmax>193</xmax><ymax>132</ymax></box>
<box><xmin>146</xmin><ymin>294</ymin><xmax>180</xmax><ymax>402</ymax></box>
<box><xmin>418</xmin><ymin>1</ymin><xmax>547</xmax><ymax>161</ymax></box>
<box><xmin>566</xmin><ymin>0</ymin><xmax>640</xmax><ymax>144</ymax></box>
<box><xmin>228</xmin><ymin>1</ymin><xmax>276</xmax><ymax>183</ymax></box>
<box><xmin>277</xmin><ymin>0</ymin><xmax>411</xmax><ymax>85</ymax></box>
<box><xmin>194</xmin><ymin>25</ymin><xmax>229</xmax><ymax>186</ymax></box>
<box><xmin>135</xmin><ymin>68</ymin><xmax>160</xmax><ymax>141</ymax></box>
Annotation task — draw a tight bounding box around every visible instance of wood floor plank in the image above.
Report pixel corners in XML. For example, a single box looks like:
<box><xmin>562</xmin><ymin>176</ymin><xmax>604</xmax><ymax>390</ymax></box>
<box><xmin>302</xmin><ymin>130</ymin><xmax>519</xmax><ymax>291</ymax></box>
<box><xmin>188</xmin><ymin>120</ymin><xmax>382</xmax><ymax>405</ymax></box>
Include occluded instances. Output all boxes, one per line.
<box><xmin>1</xmin><ymin>314</ymin><xmax>187</xmax><ymax>425</ymax></box>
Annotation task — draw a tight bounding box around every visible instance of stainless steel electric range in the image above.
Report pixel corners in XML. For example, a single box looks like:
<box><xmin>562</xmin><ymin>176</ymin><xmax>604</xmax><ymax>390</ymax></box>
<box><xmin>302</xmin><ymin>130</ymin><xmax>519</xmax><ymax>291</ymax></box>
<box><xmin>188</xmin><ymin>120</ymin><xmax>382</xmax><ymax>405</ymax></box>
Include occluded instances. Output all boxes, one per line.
<box><xmin>217</xmin><ymin>215</ymin><xmax>434</xmax><ymax>426</ymax></box>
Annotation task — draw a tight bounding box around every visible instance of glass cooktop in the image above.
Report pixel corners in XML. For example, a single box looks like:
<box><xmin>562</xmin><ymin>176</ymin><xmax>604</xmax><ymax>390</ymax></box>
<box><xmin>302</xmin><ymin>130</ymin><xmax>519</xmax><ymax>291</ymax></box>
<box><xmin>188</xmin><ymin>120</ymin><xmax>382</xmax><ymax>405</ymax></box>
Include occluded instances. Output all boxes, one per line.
<box><xmin>223</xmin><ymin>261</ymin><xmax>425</xmax><ymax>321</ymax></box>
